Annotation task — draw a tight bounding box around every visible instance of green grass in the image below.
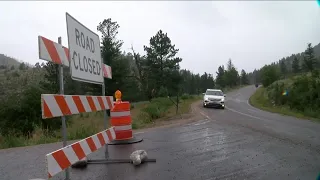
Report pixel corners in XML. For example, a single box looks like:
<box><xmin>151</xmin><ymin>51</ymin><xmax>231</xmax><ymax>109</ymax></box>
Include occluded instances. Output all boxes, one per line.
<box><xmin>0</xmin><ymin>112</ymin><xmax>109</xmax><ymax>149</ymax></box>
<box><xmin>0</xmin><ymin>95</ymin><xmax>201</xmax><ymax>149</ymax></box>
<box><xmin>249</xmin><ymin>87</ymin><xmax>320</xmax><ymax>122</ymax></box>
<box><xmin>132</xmin><ymin>95</ymin><xmax>201</xmax><ymax>129</ymax></box>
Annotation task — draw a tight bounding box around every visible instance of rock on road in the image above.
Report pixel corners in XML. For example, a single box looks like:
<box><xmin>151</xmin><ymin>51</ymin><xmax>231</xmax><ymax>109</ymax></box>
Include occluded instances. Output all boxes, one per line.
<box><xmin>1</xmin><ymin>85</ymin><xmax>319</xmax><ymax>180</ymax></box>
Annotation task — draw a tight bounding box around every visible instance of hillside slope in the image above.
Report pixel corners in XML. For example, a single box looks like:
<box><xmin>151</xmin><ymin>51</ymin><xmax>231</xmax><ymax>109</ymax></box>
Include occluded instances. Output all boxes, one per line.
<box><xmin>248</xmin><ymin>42</ymin><xmax>320</xmax><ymax>84</ymax></box>
<box><xmin>0</xmin><ymin>54</ymin><xmax>21</xmax><ymax>68</ymax></box>
<box><xmin>280</xmin><ymin>42</ymin><xmax>320</xmax><ymax>72</ymax></box>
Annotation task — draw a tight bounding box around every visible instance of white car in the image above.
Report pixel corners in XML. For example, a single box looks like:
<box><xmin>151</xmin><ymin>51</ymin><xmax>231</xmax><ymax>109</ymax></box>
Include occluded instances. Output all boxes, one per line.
<box><xmin>203</xmin><ymin>89</ymin><xmax>226</xmax><ymax>109</ymax></box>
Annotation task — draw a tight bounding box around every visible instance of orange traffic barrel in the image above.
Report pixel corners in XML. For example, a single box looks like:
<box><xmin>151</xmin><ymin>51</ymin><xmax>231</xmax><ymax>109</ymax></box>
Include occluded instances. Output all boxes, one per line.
<box><xmin>108</xmin><ymin>101</ymin><xmax>143</xmax><ymax>145</ymax></box>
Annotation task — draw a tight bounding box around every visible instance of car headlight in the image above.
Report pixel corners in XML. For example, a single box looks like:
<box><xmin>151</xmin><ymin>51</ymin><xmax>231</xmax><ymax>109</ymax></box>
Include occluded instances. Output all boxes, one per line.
<box><xmin>221</xmin><ymin>98</ymin><xmax>225</xmax><ymax>102</ymax></box>
<box><xmin>204</xmin><ymin>97</ymin><xmax>209</xmax><ymax>101</ymax></box>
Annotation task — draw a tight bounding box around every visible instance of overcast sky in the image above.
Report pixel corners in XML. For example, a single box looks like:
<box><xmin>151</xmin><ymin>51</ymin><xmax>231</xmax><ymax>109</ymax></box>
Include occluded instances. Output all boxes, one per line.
<box><xmin>1</xmin><ymin>1</ymin><xmax>320</xmax><ymax>75</ymax></box>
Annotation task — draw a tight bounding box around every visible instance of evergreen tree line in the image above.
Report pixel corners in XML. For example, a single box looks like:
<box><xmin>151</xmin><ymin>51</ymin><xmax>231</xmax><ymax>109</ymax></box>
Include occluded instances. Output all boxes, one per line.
<box><xmin>215</xmin><ymin>59</ymin><xmax>250</xmax><ymax>89</ymax></box>
<box><xmin>247</xmin><ymin>43</ymin><xmax>320</xmax><ymax>87</ymax></box>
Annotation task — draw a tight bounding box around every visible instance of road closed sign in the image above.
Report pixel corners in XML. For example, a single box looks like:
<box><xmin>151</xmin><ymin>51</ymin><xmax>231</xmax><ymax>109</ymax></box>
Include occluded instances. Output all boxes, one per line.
<box><xmin>66</xmin><ymin>13</ymin><xmax>103</xmax><ymax>84</ymax></box>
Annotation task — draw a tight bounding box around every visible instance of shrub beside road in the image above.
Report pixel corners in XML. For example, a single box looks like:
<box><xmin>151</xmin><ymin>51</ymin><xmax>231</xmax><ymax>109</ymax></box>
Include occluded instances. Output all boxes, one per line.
<box><xmin>249</xmin><ymin>86</ymin><xmax>320</xmax><ymax>122</ymax></box>
<box><xmin>249</xmin><ymin>43</ymin><xmax>320</xmax><ymax>123</ymax></box>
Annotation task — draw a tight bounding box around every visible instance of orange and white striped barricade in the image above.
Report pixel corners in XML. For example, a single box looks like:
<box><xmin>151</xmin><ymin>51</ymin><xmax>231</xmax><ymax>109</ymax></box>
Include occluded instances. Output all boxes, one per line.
<box><xmin>41</xmin><ymin>94</ymin><xmax>115</xmax><ymax>178</ymax></box>
<box><xmin>108</xmin><ymin>101</ymin><xmax>143</xmax><ymax>145</ymax></box>
<box><xmin>38</xmin><ymin>35</ymin><xmax>112</xmax><ymax>79</ymax></box>
<box><xmin>39</xmin><ymin>31</ymin><xmax>114</xmax><ymax>179</ymax></box>
<box><xmin>41</xmin><ymin>94</ymin><xmax>114</xmax><ymax>118</ymax></box>
<box><xmin>46</xmin><ymin>127</ymin><xmax>116</xmax><ymax>178</ymax></box>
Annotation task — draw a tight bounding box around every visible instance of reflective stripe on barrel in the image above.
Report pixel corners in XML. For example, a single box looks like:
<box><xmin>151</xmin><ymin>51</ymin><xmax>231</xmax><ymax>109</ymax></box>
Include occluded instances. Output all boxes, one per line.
<box><xmin>114</xmin><ymin>124</ymin><xmax>132</xmax><ymax>131</ymax></box>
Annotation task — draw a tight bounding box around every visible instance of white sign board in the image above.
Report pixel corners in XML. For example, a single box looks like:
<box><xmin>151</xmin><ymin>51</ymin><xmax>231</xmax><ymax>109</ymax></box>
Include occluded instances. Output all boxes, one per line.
<box><xmin>66</xmin><ymin>13</ymin><xmax>103</xmax><ymax>84</ymax></box>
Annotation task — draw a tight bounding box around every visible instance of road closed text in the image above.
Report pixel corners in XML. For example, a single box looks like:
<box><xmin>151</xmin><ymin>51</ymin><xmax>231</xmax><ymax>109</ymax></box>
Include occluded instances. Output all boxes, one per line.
<box><xmin>72</xmin><ymin>28</ymin><xmax>101</xmax><ymax>75</ymax></box>
<box><xmin>66</xmin><ymin>13</ymin><xmax>103</xmax><ymax>84</ymax></box>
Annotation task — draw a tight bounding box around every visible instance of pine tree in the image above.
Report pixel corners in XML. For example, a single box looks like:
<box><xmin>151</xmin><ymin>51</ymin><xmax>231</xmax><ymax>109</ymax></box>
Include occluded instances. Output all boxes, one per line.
<box><xmin>97</xmin><ymin>18</ymin><xmax>130</xmax><ymax>96</ymax></box>
<box><xmin>19</xmin><ymin>62</ymin><xmax>26</xmax><ymax>70</ymax></box>
<box><xmin>240</xmin><ymin>69</ymin><xmax>249</xmax><ymax>85</ymax></box>
<box><xmin>279</xmin><ymin>60</ymin><xmax>287</xmax><ymax>78</ymax></box>
<box><xmin>216</xmin><ymin>65</ymin><xmax>225</xmax><ymax>88</ymax></box>
<box><xmin>225</xmin><ymin>59</ymin><xmax>239</xmax><ymax>87</ymax></box>
<box><xmin>40</xmin><ymin>61</ymin><xmax>59</xmax><ymax>94</ymax></box>
<box><xmin>303</xmin><ymin>43</ymin><xmax>317</xmax><ymax>72</ymax></box>
<box><xmin>143</xmin><ymin>30</ymin><xmax>182</xmax><ymax>95</ymax></box>
<box><xmin>292</xmin><ymin>56</ymin><xmax>300</xmax><ymax>74</ymax></box>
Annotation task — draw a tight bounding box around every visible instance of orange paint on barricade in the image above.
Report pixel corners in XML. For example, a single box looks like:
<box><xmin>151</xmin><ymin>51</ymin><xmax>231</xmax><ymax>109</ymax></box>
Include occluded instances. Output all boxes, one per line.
<box><xmin>109</xmin><ymin>101</ymin><xmax>143</xmax><ymax>145</ymax></box>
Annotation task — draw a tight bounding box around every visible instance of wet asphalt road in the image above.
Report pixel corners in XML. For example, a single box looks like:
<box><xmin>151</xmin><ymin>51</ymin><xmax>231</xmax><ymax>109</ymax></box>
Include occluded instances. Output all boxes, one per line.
<box><xmin>1</xmin><ymin>85</ymin><xmax>320</xmax><ymax>180</ymax></box>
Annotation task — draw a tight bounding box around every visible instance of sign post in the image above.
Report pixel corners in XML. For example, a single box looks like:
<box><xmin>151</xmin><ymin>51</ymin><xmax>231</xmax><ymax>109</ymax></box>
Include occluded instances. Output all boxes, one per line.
<box><xmin>66</xmin><ymin>12</ymin><xmax>109</xmax><ymax>159</ymax></box>
<box><xmin>102</xmin><ymin>80</ymin><xmax>109</xmax><ymax>159</ymax></box>
<box><xmin>58</xmin><ymin>37</ymin><xmax>70</xmax><ymax>180</ymax></box>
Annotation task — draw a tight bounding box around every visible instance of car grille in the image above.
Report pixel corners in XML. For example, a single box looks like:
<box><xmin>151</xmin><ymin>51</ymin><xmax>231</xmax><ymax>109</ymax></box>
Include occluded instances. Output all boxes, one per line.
<box><xmin>209</xmin><ymin>98</ymin><xmax>221</xmax><ymax>101</ymax></box>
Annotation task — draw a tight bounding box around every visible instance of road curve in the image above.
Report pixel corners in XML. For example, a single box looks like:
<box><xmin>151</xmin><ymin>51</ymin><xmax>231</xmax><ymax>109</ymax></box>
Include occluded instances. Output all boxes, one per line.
<box><xmin>0</xmin><ymin>85</ymin><xmax>319</xmax><ymax>180</ymax></box>
<box><xmin>202</xmin><ymin>85</ymin><xmax>320</xmax><ymax>179</ymax></box>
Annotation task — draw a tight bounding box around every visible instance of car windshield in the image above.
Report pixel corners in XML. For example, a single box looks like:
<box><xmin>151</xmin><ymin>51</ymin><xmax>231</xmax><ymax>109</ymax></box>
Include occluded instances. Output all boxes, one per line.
<box><xmin>206</xmin><ymin>90</ymin><xmax>223</xmax><ymax>96</ymax></box>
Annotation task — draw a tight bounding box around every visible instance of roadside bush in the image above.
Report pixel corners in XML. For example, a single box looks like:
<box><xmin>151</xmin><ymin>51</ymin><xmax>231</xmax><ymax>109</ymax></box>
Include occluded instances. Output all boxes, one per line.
<box><xmin>0</xmin><ymin>85</ymin><xmax>44</xmax><ymax>136</ymax></box>
<box><xmin>142</xmin><ymin>103</ymin><xmax>162</xmax><ymax>119</ymax></box>
<box><xmin>267</xmin><ymin>82</ymin><xmax>288</xmax><ymax>105</ymax></box>
<box><xmin>288</xmin><ymin>72</ymin><xmax>320</xmax><ymax>113</ymax></box>
<box><xmin>0</xmin><ymin>68</ymin><xmax>64</xmax><ymax>137</ymax></box>
<box><xmin>260</xmin><ymin>64</ymin><xmax>280</xmax><ymax>87</ymax></box>
<box><xmin>181</xmin><ymin>93</ymin><xmax>190</xmax><ymax>100</ymax></box>
<box><xmin>287</xmin><ymin>75</ymin><xmax>310</xmax><ymax>111</ymax></box>
<box><xmin>265</xmin><ymin>70</ymin><xmax>320</xmax><ymax>118</ymax></box>
<box><xmin>142</xmin><ymin>98</ymin><xmax>173</xmax><ymax>120</ymax></box>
